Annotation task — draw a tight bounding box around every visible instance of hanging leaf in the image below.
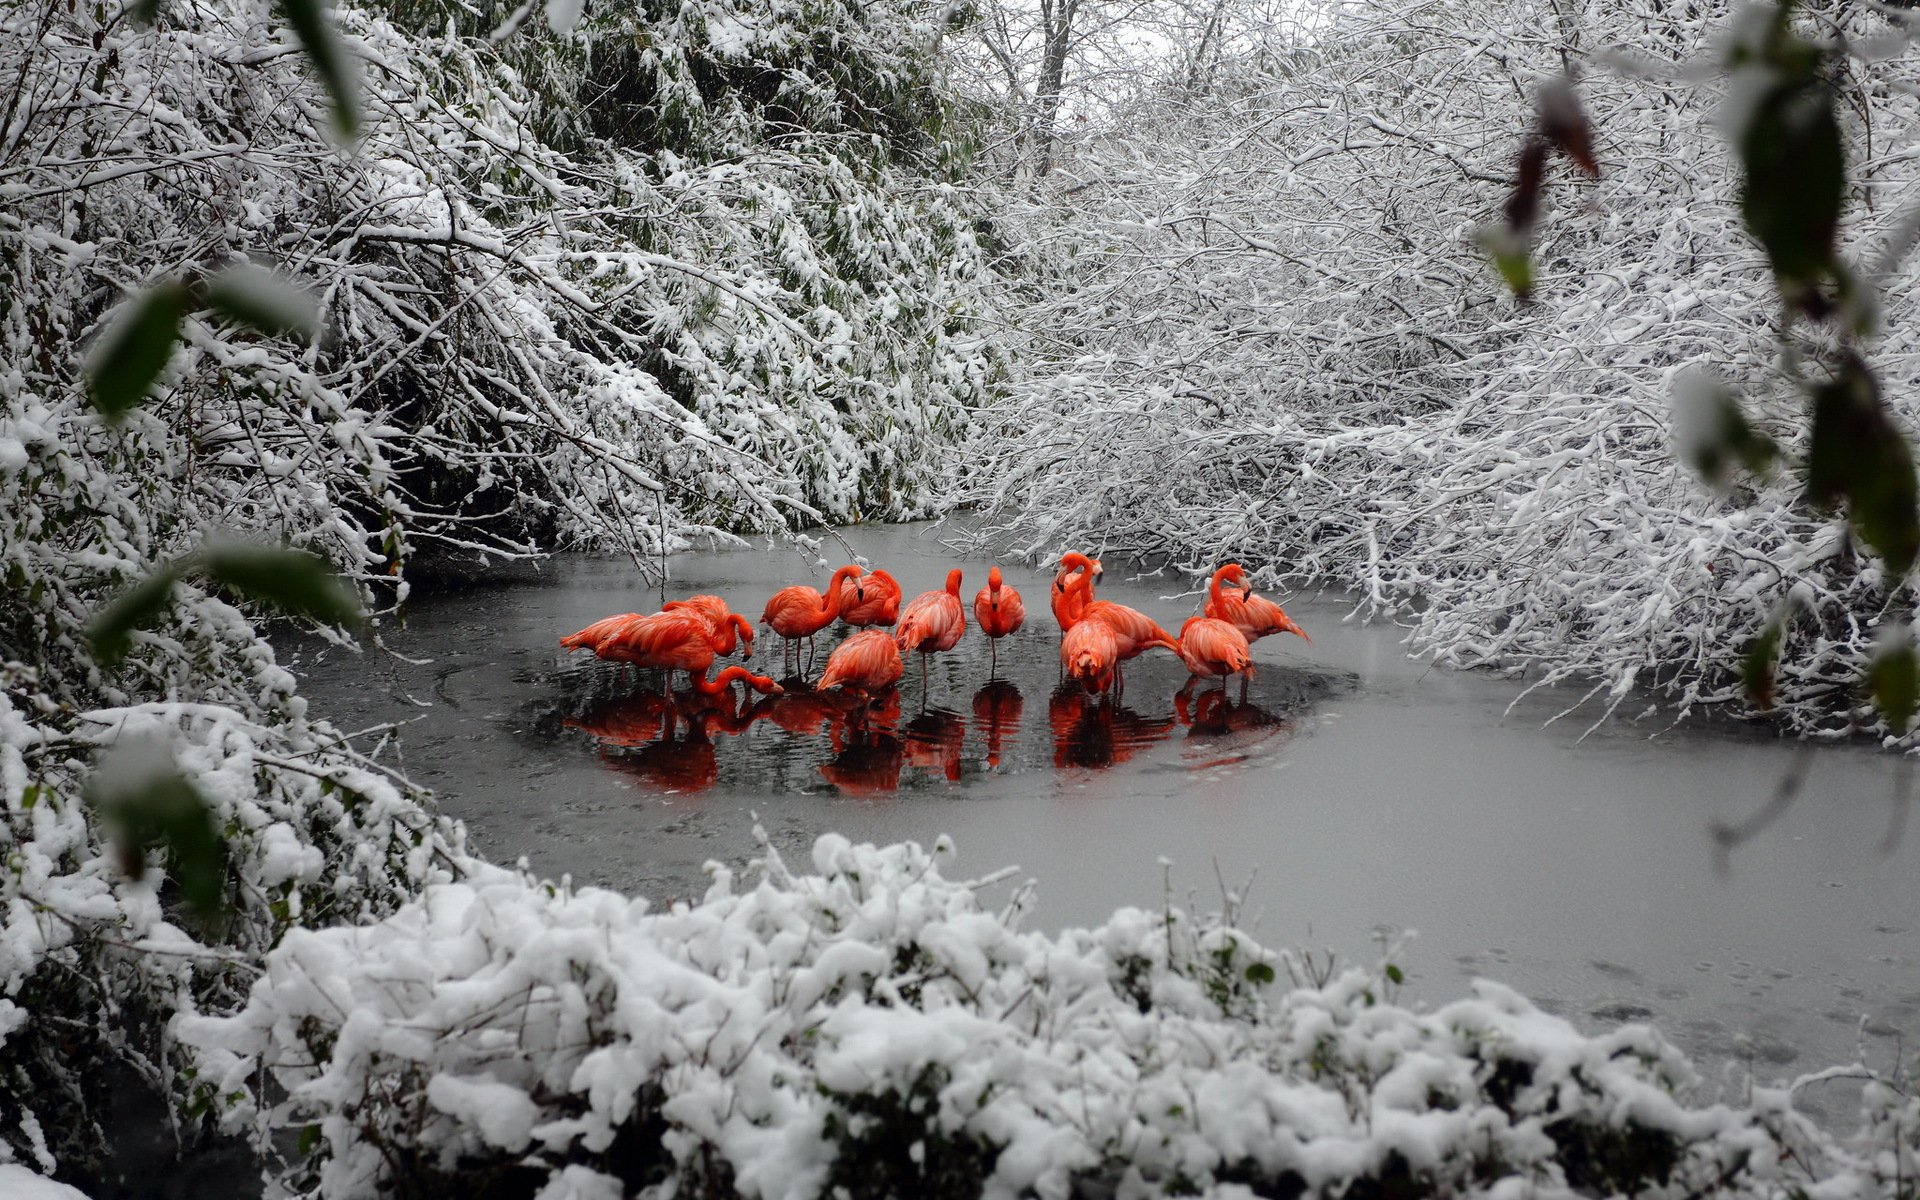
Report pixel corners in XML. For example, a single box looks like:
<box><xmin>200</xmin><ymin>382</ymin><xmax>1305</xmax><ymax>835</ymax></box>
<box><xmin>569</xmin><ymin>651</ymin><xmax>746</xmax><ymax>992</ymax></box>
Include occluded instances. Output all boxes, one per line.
<box><xmin>84</xmin><ymin>281</ymin><xmax>189</xmax><ymax>422</ymax></box>
<box><xmin>1671</xmin><ymin>370</ymin><xmax>1779</xmax><ymax>487</ymax></box>
<box><xmin>1537</xmin><ymin>77</ymin><xmax>1599</xmax><ymax>178</ymax></box>
<box><xmin>279</xmin><ymin>0</ymin><xmax>361</xmax><ymax>141</ymax></box>
<box><xmin>1868</xmin><ymin>633</ymin><xmax>1918</xmax><ymax>733</ymax></box>
<box><xmin>1727</xmin><ymin>10</ymin><xmax>1843</xmax><ymax>306</ymax></box>
<box><xmin>1805</xmin><ymin>359</ymin><xmax>1919</xmax><ymax>576</ymax></box>
<box><xmin>203</xmin><ymin>265</ymin><xmax>320</xmax><ymax>338</ymax></box>
<box><xmin>1741</xmin><ymin>619</ymin><xmax>1783</xmax><ymax>712</ymax></box>
<box><xmin>86</xmin><ymin>739</ymin><xmax>228</xmax><ymax>920</ymax></box>
<box><xmin>1477</xmin><ymin>223</ymin><xmax>1534</xmax><ymax>302</ymax></box>
<box><xmin>199</xmin><ymin>542</ymin><xmax>366</xmax><ymax>632</ymax></box>
<box><xmin>87</xmin><ymin>565</ymin><xmax>183</xmax><ymax>666</ymax></box>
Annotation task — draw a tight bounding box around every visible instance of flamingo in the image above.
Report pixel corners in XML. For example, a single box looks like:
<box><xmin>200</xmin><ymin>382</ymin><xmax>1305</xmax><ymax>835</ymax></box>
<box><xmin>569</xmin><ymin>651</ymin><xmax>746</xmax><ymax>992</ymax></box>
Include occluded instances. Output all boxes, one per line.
<box><xmin>896</xmin><ymin>569</ymin><xmax>966</xmax><ymax>690</ymax></box>
<box><xmin>1060</xmin><ymin>616</ymin><xmax>1120</xmax><ymax>695</ymax></box>
<box><xmin>1174</xmin><ymin>616</ymin><xmax>1253</xmax><ymax>696</ymax></box>
<box><xmin>1205</xmin><ymin>564</ymin><xmax>1311</xmax><ymax>646</ymax></box>
<box><xmin>1050</xmin><ymin>552</ymin><xmax>1101</xmax><ymax>632</ymax></box>
<box><xmin>599</xmin><ymin>611</ymin><xmax>782</xmax><ymax>697</ymax></box>
<box><xmin>838</xmin><ymin>568</ymin><xmax>902</xmax><ymax>628</ymax></box>
<box><xmin>560</xmin><ymin>613</ymin><xmax>646</xmax><ymax>656</ymax></box>
<box><xmin>973</xmin><ymin>566</ymin><xmax>1026</xmax><ymax>673</ymax></box>
<box><xmin>762</xmin><ymin>564</ymin><xmax>864</xmax><ymax>677</ymax></box>
<box><xmin>663</xmin><ymin>594</ymin><xmax>755</xmax><ymax>656</ymax></box>
<box><xmin>817</xmin><ymin>629</ymin><xmax>904</xmax><ymax>694</ymax></box>
<box><xmin>1077</xmin><ymin>600</ymin><xmax>1180</xmax><ymax>697</ymax></box>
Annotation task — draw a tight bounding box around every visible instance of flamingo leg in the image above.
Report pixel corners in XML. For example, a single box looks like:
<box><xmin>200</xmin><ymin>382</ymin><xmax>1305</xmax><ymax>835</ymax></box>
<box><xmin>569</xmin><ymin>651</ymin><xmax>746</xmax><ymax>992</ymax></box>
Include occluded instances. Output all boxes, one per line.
<box><xmin>989</xmin><ymin>638</ymin><xmax>998</xmax><ymax>677</ymax></box>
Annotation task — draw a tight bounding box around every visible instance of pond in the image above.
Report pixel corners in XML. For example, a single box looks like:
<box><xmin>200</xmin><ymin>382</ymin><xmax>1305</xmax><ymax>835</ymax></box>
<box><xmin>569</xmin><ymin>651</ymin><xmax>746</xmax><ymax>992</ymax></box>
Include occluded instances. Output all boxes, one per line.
<box><xmin>287</xmin><ymin>522</ymin><xmax>1920</xmax><ymax>1120</ymax></box>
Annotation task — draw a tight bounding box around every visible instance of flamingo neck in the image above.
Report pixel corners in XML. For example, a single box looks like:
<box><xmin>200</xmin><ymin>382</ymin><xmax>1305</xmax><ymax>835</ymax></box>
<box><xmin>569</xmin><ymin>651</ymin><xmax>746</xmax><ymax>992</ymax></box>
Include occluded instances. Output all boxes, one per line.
<box><xmin>1209</xmin><ymin>566</ymin><xmax>1237</xmax><ymax>608</ymax></box>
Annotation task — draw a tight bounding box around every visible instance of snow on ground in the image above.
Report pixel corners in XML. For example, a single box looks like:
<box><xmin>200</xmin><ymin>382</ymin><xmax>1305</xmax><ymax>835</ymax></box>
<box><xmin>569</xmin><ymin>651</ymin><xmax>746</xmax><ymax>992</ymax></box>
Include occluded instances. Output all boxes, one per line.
<box><xmin>183</xmin><ymin>832</ymin><xmax>1920</xmax><ymax>1199</ymax></box>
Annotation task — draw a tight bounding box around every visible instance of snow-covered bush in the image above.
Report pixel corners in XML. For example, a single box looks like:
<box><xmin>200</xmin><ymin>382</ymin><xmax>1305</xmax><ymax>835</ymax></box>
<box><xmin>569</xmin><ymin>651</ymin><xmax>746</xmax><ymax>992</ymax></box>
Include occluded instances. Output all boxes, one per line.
<box><xmin>186</xmin><ymin>832</ymin><xmax>1919</xmax><ymax>1199</ymax></box>
<box><xmin>0</xmin><ymin>0</ymin><xmax>1005</xmax><ymax>1174</ymax></box>
<box><xmin>967</xmin><ymin>0</ymin><xmax>1920</xmax><ymax>738</ymax></box>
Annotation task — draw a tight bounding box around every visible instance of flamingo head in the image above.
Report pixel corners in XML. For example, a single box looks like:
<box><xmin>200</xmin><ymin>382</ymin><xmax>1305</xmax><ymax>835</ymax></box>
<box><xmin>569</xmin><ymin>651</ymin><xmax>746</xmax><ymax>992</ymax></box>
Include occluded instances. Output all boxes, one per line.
<box><xmin>729</xmin><ymin>614</ymin><xmax>754</xmax><ymax>656</ymax></box>
<box><xmin>987</xmin><ymin>565</ymin><xmax>1003</xmax><ymax>597</ymax></box>
<box><xmin>945</xmin><ymin>568</ymin><xmax>963</xmax><ymax>596</ymax></box>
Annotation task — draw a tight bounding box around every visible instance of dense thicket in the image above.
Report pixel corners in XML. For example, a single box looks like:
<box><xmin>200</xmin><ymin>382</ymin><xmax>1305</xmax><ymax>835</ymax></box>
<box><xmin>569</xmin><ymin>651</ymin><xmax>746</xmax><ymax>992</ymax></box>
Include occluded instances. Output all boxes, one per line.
<box><xmin>0</xmin><ymin>0</ymin><xmax>997</xmax><ymax>1176</ymax></box>
<box><xmin>967</xmin><ymin>0</ymin><xmax>1920</xmax><ymax>737</ymax></box>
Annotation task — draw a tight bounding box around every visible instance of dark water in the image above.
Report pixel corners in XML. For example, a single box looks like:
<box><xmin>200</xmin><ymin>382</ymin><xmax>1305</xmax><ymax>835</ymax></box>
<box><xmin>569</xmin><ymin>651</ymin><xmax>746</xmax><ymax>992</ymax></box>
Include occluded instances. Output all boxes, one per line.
<box><xmin>286</xmin><ymin>523</ymin><xmax>1920</xmax><ymax>1116</ymax></box>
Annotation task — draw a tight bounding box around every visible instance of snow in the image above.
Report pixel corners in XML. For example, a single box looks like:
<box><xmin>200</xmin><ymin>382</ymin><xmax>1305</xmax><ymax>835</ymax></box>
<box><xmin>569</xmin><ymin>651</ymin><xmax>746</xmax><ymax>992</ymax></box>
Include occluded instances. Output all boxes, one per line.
<box><xmin>0</xmin><ymin>1165</ymin><xmax>92</xmax><ymax>1200</ymax></box>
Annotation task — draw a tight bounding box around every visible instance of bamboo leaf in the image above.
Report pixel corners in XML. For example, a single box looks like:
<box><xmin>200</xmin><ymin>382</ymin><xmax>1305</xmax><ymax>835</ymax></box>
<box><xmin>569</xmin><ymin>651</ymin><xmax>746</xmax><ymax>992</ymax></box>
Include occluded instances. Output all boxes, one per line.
<box><xmin>86</xmin><ymin>739</ymin><xmax>228</xmax><ymax>919</ymax></box>
<box><xmin>1868</xmin><ymin>636</ymin><xmax>1918</xmax><ymax>734</ymax></box>
<box><xmin>87</xmin><ymin>566</ymin><xmax>183</xmax><ymax>666</ymax></box>
<box><xmin>279</xmin><ymin>0</ymin><xmax>360</xmax><ymax>141</ymax></box>
<box><xmin>203</xmin><ymin>265</ymin><xmax>319</xmax><ymax>338</ymax></box>
<box><xmin>199</xmin><ymin>543</ymin><xmax>366</xmax><ymax>632</ymax></box>
<box><xmin>84</xmin><ymin>282</ymin><xmax>188</xmax><ymax>422</ymax></box>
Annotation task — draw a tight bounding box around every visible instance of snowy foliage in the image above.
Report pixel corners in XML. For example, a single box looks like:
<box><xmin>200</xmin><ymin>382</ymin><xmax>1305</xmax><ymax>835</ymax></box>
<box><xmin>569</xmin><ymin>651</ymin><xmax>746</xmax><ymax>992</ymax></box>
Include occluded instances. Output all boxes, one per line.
<box><xmin>966</xmin><ymin>0</ymin><xmax>1920</xmax><ymax>738</ymax></box>
<box><xmin>0</xmin><ymin>0</ymin><xmax>1002</xmax><ymax>1173</ymax></box>
<box><xmin>186</xmin><ymin>832</ymin><xmax>1920</xmax><ymax>1199</ymax></box>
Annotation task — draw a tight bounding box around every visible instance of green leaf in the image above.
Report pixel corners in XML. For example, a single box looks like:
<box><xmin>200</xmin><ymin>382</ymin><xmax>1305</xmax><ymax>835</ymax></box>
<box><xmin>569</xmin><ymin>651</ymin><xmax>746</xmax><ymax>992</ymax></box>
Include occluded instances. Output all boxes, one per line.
<box><xmin>1742</xmin><ymin>620</ymin><xmax>1783</xmax><ymax>712</ymax></box>
<box><xmin>203</xmin><ymin>265</ymin><xmax>319</xmax><ymax>338</ymax></box>
<box><xmin>1671</xmin><ymin>372</ymin><xmax>1779</xmax><ymax>488</ymax></box>
<box><xmin>198</xmin><ymin>543</ymin><xmax>365</xmax><ymax>632</ymax></box>
<box><xmin>1729</xmin><ymin>15</ymin><xmax>1844</xmax><ymax>306</ymax></box>
<box><xmin>85</xmin><ymin>282</ymin><xmax>188</xmax><ymax>421</ymax></box>
<box><xmin>298</xmin><ymin>1124</ymin><xmax>323</xmax><ymax>1156</ymax></box>
<box><xmin>1243</xmin><ymin>961</ymin><xmax>1275</xmax><ymax>985</ymax></box>
<box><xmin>1385</xmin><ymin>963</ymin><xmax>1405</xmax><ymax>985</ymax></box>
<box><xmin>1805</xmin><ymin>360</ymin><xmax>1919</xmax><ymax>576</ymax></box>
<box><xmin>86</xmin><ymin>740</ymin><xmax>227</xmax><ymax>920</ymax></box>
<box><xmin>1869</xmin><ymin>635</ymin><xmax>1918</xmax><ymax>733</ymax></box>
<box><xmin>88</xmin><ymin>565</ymin><xmax>183</xmax><ymax>666</ymax></box>
<box><xmin>279</xmin><ymin>0</ymin><xmax>361</xmax><ymax>141</ymax></box>
<box><xmin>1477</xmin><ymin>226</ymin><xmax>1534</xmax><ymax>301</ymax></box>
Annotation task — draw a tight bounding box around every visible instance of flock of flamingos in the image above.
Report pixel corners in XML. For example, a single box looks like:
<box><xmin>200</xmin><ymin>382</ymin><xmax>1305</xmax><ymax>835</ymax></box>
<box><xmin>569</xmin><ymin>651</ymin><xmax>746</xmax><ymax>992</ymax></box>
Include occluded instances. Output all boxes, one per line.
<box><xmin>559</xmin><ymin>553</ymin><xmax>1311</xmax><ymax>702</ymax></box>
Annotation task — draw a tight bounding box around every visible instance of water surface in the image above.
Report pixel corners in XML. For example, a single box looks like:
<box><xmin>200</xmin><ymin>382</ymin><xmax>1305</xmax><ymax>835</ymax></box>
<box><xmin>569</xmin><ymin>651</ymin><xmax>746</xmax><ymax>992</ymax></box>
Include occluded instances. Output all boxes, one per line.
<box><xmin>287</xmin><ymin>523</ymin><xmax>1920</xmax><ymax>1114</ymax></box>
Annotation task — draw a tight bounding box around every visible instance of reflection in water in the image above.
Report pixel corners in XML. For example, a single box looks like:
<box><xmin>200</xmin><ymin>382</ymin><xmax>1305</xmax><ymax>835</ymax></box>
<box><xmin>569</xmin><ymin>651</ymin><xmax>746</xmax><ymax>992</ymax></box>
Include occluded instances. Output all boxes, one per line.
<box><xmin>565</xmin><ymin>688</ymin><xmax>773</xmax><ymax>795</ymax></box>
<box><xmin>1176</xmin><ymin>688</ymin><xmax>1295</xmax><ymax>765</ymax></box>
<box><xmin>1176</xmin><ymin>689</ymin><xmax>1290</xmax><ymax>737</ymax></box>
<box><xmin>903</xmin><ymin>708</ymin><xmax>966</xmax><ymax>781</ymax></box>
<box><xmin>971</xmin><ymin>680</ymin><xmax>1023</xmax><ymax>769</ymax></box>
<box><xmin>554</xmin><ymin>642</ymin><xmax>1321</xmax><ymax>795</ymax></box>
<box><xmin>1049</xmin><ymin>683</ymin><xmax>1176</xmax><ymax>769</ymax></box>
<box><xmin>820</xmin><ymin>728</ymin><xmax>905</xmax><ymax>796</ymax></box>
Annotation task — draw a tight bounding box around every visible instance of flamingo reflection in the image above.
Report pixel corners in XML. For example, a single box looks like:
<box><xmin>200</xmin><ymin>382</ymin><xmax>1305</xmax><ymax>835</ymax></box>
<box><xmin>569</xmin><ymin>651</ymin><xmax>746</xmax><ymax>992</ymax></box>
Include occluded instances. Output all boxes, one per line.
<box><xmin>565</xmin><ymin>687</ymin><xmax>773</xmax><ymax>795</ymax></box>
<box><xmin>1175</xmin><ymin>688</ymin><xmax>1294</xmax><ymax>766</ymax></box>
<box><xmin>1049</xmin><ymin>682</ymin><xmax>1175</xmax><ymax>769</ymax></box>
<box><xmin>819</xmin><ymin>727</ymin><xmax>905</xmax><ymax>796</ymax></box>
<box><xmin>971</xmin><ymin>680</ymin><xmax>1023</xmax><ymax>770</ymax></box>
<box><xmin>903</xmin><ymin>708</ymin><xmax>966</xmax><ymax>781</ymax></box>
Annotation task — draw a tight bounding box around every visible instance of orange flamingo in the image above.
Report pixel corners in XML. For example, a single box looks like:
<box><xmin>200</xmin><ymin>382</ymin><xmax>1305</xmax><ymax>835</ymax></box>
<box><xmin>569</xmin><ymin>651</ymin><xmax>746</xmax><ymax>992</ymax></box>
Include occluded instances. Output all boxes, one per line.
<box><xmin>896</xmin><ymin>569</ymin><xmax>966</xmax><ymax>689</ymax></box>
<box><xmin>838</xmin><ymin>568</ymin><xmax>902</xmax><ymax>628</ymax></box>
<box><xmin>560</xmin><ymin>612</ymin><xmax>645</xmax><ymax>656</ymax></box>
<box><xmin>663</xmin><ymin>594</ymin><xmax>755</xmax><ymax>656</ymax></box>
<box><xmin>1174</xmin><ymin>616</ymin><xmax>1253</xmax><ymax>695</ymax></box>
<box><xmin>1205</xmin><ymin>564</ymin><xmax>1311</xmax><ymax>646</ymax></box>
<box><xmin>1050</xmin><ymin>552</ymin><xmax>1101</xmax><ymax>631</ymax></box>
<box><xmin>1077</xmin><ymin>601</ymin><xmax>1180</xmax><ymax>698</ymax></box>
<box><xmin>762</xmin><ymin>564</ymin><xmax>864</xmax><ymax>677</ymax></box>
<box><xmin>599</xmin><ymin>611</ymin><xmax>782</xmax><ymax>696</ymax></box>
<box><xmin>1060</xmin><ymin>616</ymin><xmax>1120</xmax><ymax>695</ymax></box>
<box><xmin>973</xmin><ymin>566</ymin><xmax>1026</xmax><ymax>672</ymax></box>
<box><xmin>817</xmin><ymin>629</ymin><xmax>904</xmax><ymax>694</ymax></box>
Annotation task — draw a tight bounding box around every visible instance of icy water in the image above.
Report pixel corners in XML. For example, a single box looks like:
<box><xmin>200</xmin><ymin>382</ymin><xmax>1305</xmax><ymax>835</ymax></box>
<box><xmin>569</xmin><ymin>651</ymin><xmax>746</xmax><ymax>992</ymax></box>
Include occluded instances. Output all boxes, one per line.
<box><xmin>288</xmin><ymin>522</ymin><xmax>1920</xmax><ymax>1113</ymax></box>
